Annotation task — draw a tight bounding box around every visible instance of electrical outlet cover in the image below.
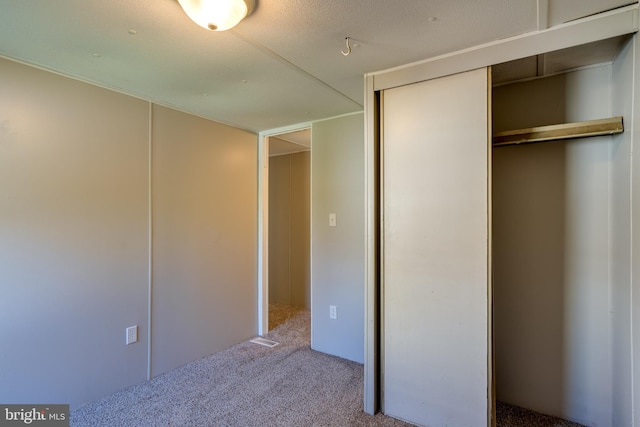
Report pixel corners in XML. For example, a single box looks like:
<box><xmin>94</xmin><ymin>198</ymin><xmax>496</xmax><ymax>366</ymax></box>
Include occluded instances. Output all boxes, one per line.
<box><xmin>126</xmin><ymin>325</ymin><xmax>138</xmax><ymax>345</ymax></box>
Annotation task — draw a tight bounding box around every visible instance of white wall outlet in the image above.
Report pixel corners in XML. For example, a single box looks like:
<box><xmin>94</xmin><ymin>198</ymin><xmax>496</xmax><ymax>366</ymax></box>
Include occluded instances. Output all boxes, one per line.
<box><xmin>126</xmin><ymin>325</ymin><xmax>138</xmax><ymax>345</ymax></box>
<box><xmin>329</xmin><ymin>213</ymin><xmax>337</xmax><ymax>227</ymax></box>
<box><xmin>329</xmin><ymin>305</ymin><xmax>337</xmax><ymax>319</ymax></box>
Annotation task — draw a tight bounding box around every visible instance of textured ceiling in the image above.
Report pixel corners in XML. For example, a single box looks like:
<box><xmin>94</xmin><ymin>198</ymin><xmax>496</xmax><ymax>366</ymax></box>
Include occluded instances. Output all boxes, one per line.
<box><xmin>0</xmin><ymin>0</ymin><xmax>635</xmax><ymax>132</ymax></box>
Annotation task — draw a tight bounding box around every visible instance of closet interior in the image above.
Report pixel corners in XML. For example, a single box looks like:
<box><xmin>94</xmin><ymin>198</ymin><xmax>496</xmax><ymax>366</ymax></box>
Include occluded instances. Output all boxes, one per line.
<box><xmin>491</xmin><ymin>34</ymin><xmax>634</xmax><ymax>426</ymax></box>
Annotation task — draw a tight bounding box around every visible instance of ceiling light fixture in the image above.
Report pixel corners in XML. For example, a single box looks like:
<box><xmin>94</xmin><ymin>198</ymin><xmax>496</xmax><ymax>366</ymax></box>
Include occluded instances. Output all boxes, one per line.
<box><xmin>177</xmin><ymin>0</ymin><xmax>255</xmax><ymax>31</ymax></box>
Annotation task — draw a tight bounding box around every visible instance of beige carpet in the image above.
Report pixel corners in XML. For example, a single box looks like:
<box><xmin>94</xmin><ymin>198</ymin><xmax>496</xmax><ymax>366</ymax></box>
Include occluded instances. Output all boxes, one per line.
<box><xmin>71</xmin><ymin>308</ymin><xmax>410</xmax><ymax>426</ymax></box>
<box><xmin>268</xmin><ymin>302</ymin><xmax>306</xmax><ymax>331</ymax></box>
<box><xmin>496</xmin><ymin>401</ymin><xmax>586</xmax><ymax>427</ymax></box>
<box><xmin>71</xmin><ymin>305</ymin><xmax>584</xmax><ymax>426</ymax></box>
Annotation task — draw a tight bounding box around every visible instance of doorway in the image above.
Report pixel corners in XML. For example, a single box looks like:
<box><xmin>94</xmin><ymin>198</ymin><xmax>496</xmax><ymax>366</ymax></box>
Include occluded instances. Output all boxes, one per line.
<box><xmin>258</xmin><ymin>127</ymin><xmax>311</xmax><ymax>336</ymax></box>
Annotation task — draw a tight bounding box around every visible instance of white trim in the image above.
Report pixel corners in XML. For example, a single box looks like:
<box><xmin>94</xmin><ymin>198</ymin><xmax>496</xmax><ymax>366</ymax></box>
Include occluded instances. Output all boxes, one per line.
<box><xmin>257</xmin><ymin>134</ymin><xmax>269</xmax><ymax>337</ymax></box>
<box><xmin>260</xmin><ymin>121</ymin><xmax>315</xmax><ymax>139</ymax></box>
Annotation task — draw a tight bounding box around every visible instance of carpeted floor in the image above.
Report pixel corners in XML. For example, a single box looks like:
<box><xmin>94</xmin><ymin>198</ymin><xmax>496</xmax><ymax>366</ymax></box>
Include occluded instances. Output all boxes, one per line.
<box><xmin>268</xmin><ymin>302</ymin><xmax>306</xmax><ymax>331</ymax></box>
<box><xmin>71</xmin><ymin>307</ymin><xmax>410</xmax><ymax>426</ymax></box>
<box><xmin>71</xmin><ymin>305</ymin><xmax>586</xmax><ymax>426</ymax></box>
<box><xmin>496</xmin><ymin>402</ymin><xmax>586</xmax><ymax>427</ymax></box>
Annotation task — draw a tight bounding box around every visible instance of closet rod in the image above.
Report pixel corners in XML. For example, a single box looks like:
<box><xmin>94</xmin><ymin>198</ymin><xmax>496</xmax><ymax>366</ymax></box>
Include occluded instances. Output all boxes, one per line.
<box><xmin>492</xmin><ymin>116</ymin><xmax>623</xmax><ymax>147</ymax></box>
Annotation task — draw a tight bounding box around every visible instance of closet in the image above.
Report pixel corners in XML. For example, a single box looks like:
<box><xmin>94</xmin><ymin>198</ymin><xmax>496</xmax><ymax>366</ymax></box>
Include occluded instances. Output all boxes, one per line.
<box><xmin>492</xmin><ymin>34</ymin><xmax>632</xmax><ymax>427</ymax></box>
<box><xmin>366</xmin><ymin>6</ymin><xmax>639</xmax><ymax>426</ymax></box>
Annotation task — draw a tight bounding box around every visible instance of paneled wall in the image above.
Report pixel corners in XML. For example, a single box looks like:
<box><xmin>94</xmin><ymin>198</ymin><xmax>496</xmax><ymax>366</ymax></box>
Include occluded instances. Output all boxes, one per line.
<box><xmin>268</xmin><ymin>151</ymin><xmax>310</xmax><ymax>309</ymax></box>
<box><xmin>0</xmin><ymin>56</ymin><xmax>150</xmax><ymax>408</ymax></box>
<box><xmin>151</xmin><ymin>105</ymin><xmax>257</xmax><ymax>376</ymax></box>
<box><xmin>0</xmin><ymin>57</ymin><xmax>257</xmax><ymax>408</ymax></box>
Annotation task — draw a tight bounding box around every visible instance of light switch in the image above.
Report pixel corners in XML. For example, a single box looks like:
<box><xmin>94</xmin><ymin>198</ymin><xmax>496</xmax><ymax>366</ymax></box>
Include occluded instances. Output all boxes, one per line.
<box><xmin>329</xmin><ymin>213</ymin><xmax>337</xmax><ymax>227</ymax></box>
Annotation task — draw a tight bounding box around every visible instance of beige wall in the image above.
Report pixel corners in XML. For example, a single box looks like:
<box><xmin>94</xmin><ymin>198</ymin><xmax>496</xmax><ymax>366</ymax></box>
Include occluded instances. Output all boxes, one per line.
<box><xmin>151</xmin><ymin>105</ymin><xmax>257</xmax><ymax>376</ymax></box>
<box><xmin>0</xmin><ymin>56</ymin><xmax>258</xmax><ymax>408</ymax></box>
<box><xmin>493</xmin><ymin>65</ymin><xmax>613</xmax><ymax>426</ymax></box>
<box><xmin>269</xmin><ymin>154</ymin><xmax>290</xmax><ymax>304</ymax></box>
<box><xmin>289</xmin><ymin>152</ymin><xmax>311</xmax><ymax>308</ymax></box>
<box><xmin>0</xmin><ymin>57</ymin><xmax>150</xmax><ymax>408</ymax></box>
<box><xmin>268</xmin><ymin>151</ymin><xmax>310</xmax><ymax>309</ymax></box>
<box><xmin>311</xmin><ymin>113</ymin><xmax>365</xmax><ymax>363</ymax></box>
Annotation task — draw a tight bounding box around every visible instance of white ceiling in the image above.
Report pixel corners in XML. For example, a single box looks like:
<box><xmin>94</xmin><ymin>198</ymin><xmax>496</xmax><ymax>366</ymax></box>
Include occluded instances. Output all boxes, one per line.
<box><xmin>0</xmin><ymin>0</ymin><xmax>635</xmax><ymax>133</ymax></box>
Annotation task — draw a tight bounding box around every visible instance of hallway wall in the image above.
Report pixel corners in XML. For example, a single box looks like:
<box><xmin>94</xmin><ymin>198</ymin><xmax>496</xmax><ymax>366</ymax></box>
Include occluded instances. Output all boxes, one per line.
<box><xmin>269</xmin><ymin>151</ymin><xmax>310</xmax><ymax>309</ymax></box>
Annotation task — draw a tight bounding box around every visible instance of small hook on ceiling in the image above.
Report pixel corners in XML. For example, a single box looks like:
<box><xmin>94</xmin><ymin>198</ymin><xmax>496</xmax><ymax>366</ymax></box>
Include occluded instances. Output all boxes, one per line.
<box><xmin>341</xmin><ymin>37</ymin><xmax>352</xmax><ymax>56</ymax></box>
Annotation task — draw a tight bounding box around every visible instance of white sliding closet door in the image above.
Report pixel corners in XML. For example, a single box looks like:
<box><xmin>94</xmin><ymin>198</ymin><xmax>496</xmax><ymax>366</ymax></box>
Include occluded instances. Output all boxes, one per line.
<box><xmin>382</xmin><ymin>67</ymin><xmax>491</xmax><ymax>426</ymax></box>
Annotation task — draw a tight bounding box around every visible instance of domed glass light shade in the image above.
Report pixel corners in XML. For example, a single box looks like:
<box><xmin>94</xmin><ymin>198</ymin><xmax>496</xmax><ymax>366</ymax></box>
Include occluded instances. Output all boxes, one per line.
<box><xmin>177</xmin><ymin>0</ymin><xmax>254</xmax><ymax>31</ymax></box>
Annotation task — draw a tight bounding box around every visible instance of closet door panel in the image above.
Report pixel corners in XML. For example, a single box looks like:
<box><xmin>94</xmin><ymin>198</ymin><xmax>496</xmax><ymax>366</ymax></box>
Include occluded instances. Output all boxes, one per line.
<box><xmin>382</xmin><ymin>68</ymin><xmax>490</xmax><ymax>426</ymax></box>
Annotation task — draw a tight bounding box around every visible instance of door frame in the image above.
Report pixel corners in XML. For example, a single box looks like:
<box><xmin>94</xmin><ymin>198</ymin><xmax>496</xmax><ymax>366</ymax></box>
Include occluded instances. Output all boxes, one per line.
<box><xmin>257</xmin><ymin>122</ymin><xmax>313</xmax><ymax>336</ymax></box>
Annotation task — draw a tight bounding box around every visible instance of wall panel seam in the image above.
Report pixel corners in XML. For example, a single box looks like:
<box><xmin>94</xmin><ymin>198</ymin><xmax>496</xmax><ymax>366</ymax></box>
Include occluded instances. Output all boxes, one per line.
<box><xmin>147</xmin><ymin>101</ymin><xmax>153</xmax><ymax>381</ymax></box>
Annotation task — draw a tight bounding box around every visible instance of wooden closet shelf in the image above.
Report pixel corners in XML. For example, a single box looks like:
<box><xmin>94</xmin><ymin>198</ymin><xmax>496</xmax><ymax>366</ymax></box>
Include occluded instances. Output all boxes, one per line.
<box><xmin>492</xmin><ymin>116</ymin><xmax>624</xmax><ymax>147</ymax></box>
